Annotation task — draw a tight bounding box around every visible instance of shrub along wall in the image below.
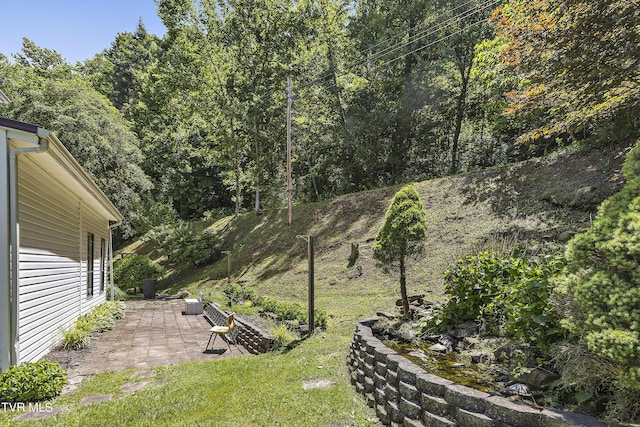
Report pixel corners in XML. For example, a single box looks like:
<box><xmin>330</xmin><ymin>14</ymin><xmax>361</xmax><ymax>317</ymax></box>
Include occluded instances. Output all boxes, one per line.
<box><xmin>347</xmin><ymin>318</ymin><xmax>607</xmax><ymax>427</ymax></box>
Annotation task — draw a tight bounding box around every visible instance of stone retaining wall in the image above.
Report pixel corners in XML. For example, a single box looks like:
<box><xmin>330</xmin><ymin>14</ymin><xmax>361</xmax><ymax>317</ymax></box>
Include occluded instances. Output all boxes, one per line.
<box><xmin>347</xmin><ymin>318</ymin><xmax>607</xmax><ymax>427</ymax></box>
<box><xmin>204</xmin><ymin>302</ymin><xmax>274</xmax><ymax>354</ymax></box>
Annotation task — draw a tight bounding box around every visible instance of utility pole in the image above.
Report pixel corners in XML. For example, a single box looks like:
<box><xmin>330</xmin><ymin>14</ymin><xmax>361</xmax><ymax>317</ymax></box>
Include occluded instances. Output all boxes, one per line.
<box><xmin>286</xmin><ymin>76</ymin><xmax>293</xmax><ymax>226</ymax></box>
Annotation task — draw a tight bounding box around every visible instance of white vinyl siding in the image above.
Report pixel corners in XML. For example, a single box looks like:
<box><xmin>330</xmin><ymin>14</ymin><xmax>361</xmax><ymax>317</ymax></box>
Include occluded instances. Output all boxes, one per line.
<box><xmin>16</xmin><ymin>156</ymin><xmax>109</xmax><ymax>363</ymax></box>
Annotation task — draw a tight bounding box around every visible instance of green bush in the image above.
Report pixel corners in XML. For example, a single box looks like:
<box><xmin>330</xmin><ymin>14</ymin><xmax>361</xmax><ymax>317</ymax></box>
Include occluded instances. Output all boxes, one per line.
<box><xmin>438</xmin><ymin>250</ymin><xmax>515</xmax><ymax>329</ymax></box>
<box><xmin>224</xmin><ymin>284</ymin><xmax>328</xmax><ymax>330</ymax></box>
<box><xmin>0</xmin><ymin>361</ymin><xmax>66</xmax><ymax>402</ymax></box>
<box><xmin>113</xmin><ymin>255</ymin><xmax>164</xmax><ymax>293</ymax></box>
<box><xmin>427</xmin><ymin>250</ymin><xmax>564</xmax><ymax>351</ymax></box>
<box><xmin>554</xmin><ymin>141</ymin><xmax>640</xmax><ymax>396</ymax></box>
<box><xmin>146</xmin><ymin>221</ymin><xmax>222</xmax><ymax>267</ymax></box>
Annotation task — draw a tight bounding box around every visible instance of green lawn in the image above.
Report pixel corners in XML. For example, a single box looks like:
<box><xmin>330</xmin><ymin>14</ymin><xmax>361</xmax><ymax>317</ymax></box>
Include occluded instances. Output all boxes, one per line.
<box><xmin>1</xmin><ymin>328</ymin><xmax>378</xmax><ymax>426</ymax></box>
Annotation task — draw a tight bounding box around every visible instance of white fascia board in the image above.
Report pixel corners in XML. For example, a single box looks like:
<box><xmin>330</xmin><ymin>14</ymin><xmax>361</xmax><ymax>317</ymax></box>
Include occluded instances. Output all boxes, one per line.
<box><xmin>44</xmin><ymin>133</ymin><xmax>123</xmax><ymax>223</ymax></box>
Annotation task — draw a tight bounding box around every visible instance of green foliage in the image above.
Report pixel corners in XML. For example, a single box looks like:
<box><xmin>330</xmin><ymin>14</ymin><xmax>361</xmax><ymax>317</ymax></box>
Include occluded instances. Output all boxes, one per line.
<box><xmin>428</xmin><ymin>249</ymin><xmax>565</xmax><ymax>351</ymax></box>
<box><xmin>373</xmin><ymin>185</ymin><xmax>428</xmax><ymax>269</ymax></box>
<box><xmin>266</xmin><ymin>323</ymin><xmax>297</xmax><ymax>352</ymax></box>
<box><xmin>113</xmin><ymin>255</ymin><xmax>164</xmax><ymax>292</ymax></box>
<box><xmin>494</xmin><ymin>0</ymin><xmax>640</xmax><ymax>143</ymax></box>
<box><xmin>223</xmin><ymin>283</ymin><xmax>256</xmax><ymax>305</ymax></box>
<box><xmin>555</xmin><ymin>141</ymin><xmax>640</xmax><ymax>394</ymax></box>
<box><xmin>373</xmin><ymin>184</ymin><xmax>428</xmax><ymax>318</ymax></box>
<box><xmin>60</xmin><ymin>322</ymin><xmax>92</xmax><ymax>350</ymax></box>
<box><xmin>147</xmin><ymin>221</ymin><xmax>222</xmax><ymax>267</ymax></box>
<box><xmin>107</xmin><ymin>284</ymin><xmax>128</xmax><ymax>301</ymax></box>
<box><xmin>61</xmin><ymin>302</ymin><xmax>126</xmax><ymax>350</ymax></box>
<box><xmin>0</xmin><ymin>39</ymin><xmax>152</xmax><ymax>238</ymax></box>
<box><xmin>223</xmin><ymin>284</ymin><xmax>328</xmax><ymax>330</ymax></box>
<box><xmin>0</xmin><ymin>361</ymin><xmax>67</xmax><ymax>403</ymax></box>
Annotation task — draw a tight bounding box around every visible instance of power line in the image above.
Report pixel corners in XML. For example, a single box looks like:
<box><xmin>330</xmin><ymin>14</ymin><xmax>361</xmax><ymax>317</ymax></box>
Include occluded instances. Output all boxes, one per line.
<box><xmin>353</xmin><ymin>0</ymin><xmax>480</xmax><ymax>60</ymax></box>
<box><xmin>301</xmin><ymin>0</ymin><xmax>481</xmax><ymax>88</ymax></box>
<box><xmin>348</xmin><ymin>0</ymin><xmax>501</xmax><ymax>73</ymax></box>
<box><xmin>300</xmin><ymin>0</ymin><xmax>503</xmax><ymax>90</ymax></box>
<box><xmin>314</xmin><ymin>17</ymin><xmax>492</xmax><ymax>93</ymax></box>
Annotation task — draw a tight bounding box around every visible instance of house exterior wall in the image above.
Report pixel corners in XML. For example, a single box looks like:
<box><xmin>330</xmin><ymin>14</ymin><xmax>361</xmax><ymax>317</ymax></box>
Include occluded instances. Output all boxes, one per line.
<box><xmin>16</xmin><ymin>154</ymin><xmax>110</xmax><ymax>363</ymax></box>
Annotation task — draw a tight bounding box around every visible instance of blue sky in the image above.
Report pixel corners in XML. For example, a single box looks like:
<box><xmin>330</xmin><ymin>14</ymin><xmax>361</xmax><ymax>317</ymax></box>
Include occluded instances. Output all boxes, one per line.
<box><xmin>0</xmin><ymin>0</ymin><xmax>166</xmax><ymax>64</ymax></box>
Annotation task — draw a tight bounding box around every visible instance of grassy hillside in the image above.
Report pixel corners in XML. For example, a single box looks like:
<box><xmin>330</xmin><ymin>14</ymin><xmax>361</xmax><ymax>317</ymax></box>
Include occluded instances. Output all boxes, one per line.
<box><xmin>144</xmin><ymin>140</ymin><xmax>626</xmax><ymax>335</ymax></box>
<box><xmin>3</xmin><ymin>141</ymin><xmax>627</xmax><ymax>426</ymax></box>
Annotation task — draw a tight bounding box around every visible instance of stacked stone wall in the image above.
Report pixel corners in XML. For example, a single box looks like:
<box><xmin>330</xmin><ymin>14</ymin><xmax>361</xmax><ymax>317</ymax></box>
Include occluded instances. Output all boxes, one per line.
<box><xmin>204</xmin><ymin>302</ymin><xmax>273</xmax><ymax>354</ymax></box>
<box><xmin>347</xmin><ymin>318</ymin><xmax>607</xmax><ymax>427</ymax></box>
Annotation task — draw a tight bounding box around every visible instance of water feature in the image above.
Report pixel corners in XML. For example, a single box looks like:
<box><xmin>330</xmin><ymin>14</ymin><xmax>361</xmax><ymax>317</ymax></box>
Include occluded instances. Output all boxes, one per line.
<box><xmin>382</xmin><ymin>340</ymin><xmax>498</xmax><ymax>393</ymax></box>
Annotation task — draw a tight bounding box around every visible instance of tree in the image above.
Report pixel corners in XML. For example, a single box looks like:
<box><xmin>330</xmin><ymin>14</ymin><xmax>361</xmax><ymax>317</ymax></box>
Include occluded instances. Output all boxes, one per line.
<box><xmin>80</xmin><ymin>20</ymin><xmax>160</xmax><ymax>121</ymax></box>
<box><xmin>0</xmin><ymin>39</ymin><xmax>152</xmax><ymax>239</ymax></box>
<box><xmin>554</xmin><ymin>141</ymin><xmax>640</xmax><ymax>401</ymax></box>
<box><xmin>493</xmin><ymin>0</ymin><xmax>640</xmax><ymax>143</ymax></box>
<box><xmin>373</xmin><ymin>185</ymin><xmax>428</xmax><ymax>319</ymax></box>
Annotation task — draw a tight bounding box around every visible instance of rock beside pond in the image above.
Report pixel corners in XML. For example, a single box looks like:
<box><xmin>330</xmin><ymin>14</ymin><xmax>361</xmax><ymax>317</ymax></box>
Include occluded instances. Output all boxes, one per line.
<box><xmin>429</xmin><ymin>343</ymin><xmax>448</xmax><ymax>353</ymax></box>
<box><xmin>450</xmin><ymin>321</ymin><xmax>478</xmax><ymax>338</ymax></box>
<box><xmin>438</xmin><ymin>334</ymin><xmax>457</xmax><ymax>352</ymax></box>
<box><xmin>469</xmin><ymin>351</ymin><xmax>493</xmax><ymax>364</ymax></box>
<box><xmin>516</xmin><ymin>367</ymin><xmax>560</xmax><ymax>390</ymax></box>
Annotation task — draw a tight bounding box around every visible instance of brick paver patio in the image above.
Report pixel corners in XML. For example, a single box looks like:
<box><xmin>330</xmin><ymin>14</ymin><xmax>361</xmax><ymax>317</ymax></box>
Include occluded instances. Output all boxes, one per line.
<box><xmin>62</xmin><ymin>299</ymin><xmax>248</xmax><ymax>377</ymax></box>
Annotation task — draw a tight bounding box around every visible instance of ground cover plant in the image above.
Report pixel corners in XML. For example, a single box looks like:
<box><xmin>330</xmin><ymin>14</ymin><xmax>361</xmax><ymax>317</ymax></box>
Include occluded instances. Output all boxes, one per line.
<box><xmin>224</xmin><ymin>283</ymin><xmax>328</xmax><ymax>330</ymax></box>
<box><xmin>0</xmin><ymin>361</ymin><xmax>66</xmax><ymax>403</ymax></box>
<box><xmin>61</xmin><ymin>302</ymin><xmax>127</xmax><ymax>350</ymax></box>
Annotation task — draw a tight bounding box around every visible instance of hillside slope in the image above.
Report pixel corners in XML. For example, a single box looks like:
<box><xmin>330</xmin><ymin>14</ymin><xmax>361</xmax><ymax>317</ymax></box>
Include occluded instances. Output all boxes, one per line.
<box><xmin>126</xmin><ymin>140</ymin><xmax>629</xmax><ymax>334</ymax></box>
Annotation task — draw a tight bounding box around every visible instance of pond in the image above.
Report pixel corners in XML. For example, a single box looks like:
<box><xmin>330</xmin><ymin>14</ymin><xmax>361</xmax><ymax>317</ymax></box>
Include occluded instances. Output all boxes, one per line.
<box><xmin>382</xmin><ymin>340</ymin><xmax>499</xmax><ymax>393</ymax></box>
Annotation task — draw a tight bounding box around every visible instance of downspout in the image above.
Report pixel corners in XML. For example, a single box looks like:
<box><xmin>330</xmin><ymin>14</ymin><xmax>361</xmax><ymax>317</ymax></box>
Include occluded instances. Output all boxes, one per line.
<box><xmin>108</xmin><ymin>220</ymin><xmax>121</xmax><ymax>301</ymax></box>
<box><xmin>8</xmin><ymin>128</ymin><xmax>49</xmax><ymax>365</ymax></box>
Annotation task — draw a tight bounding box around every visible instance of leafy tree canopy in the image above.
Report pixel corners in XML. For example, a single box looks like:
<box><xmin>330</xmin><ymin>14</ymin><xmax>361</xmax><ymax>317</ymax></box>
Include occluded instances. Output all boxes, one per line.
<box><xmin>0</xmin><ymin>39</ymin><xmax>152</xmax><ymax>238</ymax></box>
<box><xmin>494</xmin><ymin>0</ymin><xmax>640</xmax><ymax>143</ymax></box>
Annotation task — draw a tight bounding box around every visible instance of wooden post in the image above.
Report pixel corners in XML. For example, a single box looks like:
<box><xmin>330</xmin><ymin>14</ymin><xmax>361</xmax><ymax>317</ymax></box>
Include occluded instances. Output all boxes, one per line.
<box><xmin>308</xmin><ymin>235</ymin><xmax>315</xmax><ymax>334</ymax></box>
<box><xmin>222</xmin><ymin>251</ymin><xmax>231</xmax><ymax>283</ymax></box>
<box><xmin>286</xmin><ymin>76</ymin><xmax>293</xmax><ymax>226</ymax></box>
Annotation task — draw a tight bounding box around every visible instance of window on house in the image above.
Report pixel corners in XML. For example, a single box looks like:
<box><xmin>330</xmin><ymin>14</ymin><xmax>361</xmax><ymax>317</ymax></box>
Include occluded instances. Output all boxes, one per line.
<box><xmin>87</xmin><ymin>233</ymin><xmax>94</xmax><ymax>296</ymax></box>
<box><xmin>100</xmin><ymin>238</ymin><xmax>106</xmax><ymax>293</ymax></box>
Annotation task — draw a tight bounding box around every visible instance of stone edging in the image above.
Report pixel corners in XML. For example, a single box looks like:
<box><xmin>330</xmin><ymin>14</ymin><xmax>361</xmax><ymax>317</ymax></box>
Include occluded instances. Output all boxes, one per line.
<box><xmin>204</xmin><ymin>302</ymin><xmax>274</xmax><ymax>354</ymax></box>
<box><xmin>347</xmin><ymin>317</ymin><xmax>609</xmax><ymax>427</ymax></box>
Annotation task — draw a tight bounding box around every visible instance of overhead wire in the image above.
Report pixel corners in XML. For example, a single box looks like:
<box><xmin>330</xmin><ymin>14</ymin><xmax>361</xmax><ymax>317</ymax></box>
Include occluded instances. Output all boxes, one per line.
<box><xmin>300</xmin><ymin>0</ymin><xmax>483</xmax><ymax>88</ymax></box>
<box><xmin>299</xmin><ymin>0</ymin><xmax>503</xmax><ymax>91</ymax></box>
<box><xmin>346</xmin><ymin>0</ymin><xmax>502</xmax><ymax>73</ymax></box>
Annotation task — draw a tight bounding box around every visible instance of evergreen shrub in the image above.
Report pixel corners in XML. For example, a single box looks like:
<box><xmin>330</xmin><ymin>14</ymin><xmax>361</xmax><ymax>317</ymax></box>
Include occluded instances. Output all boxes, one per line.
<box><xmin>555</xmin><ymin>141</ymin><xmax>640</xmax><ymax>391</ymax></box>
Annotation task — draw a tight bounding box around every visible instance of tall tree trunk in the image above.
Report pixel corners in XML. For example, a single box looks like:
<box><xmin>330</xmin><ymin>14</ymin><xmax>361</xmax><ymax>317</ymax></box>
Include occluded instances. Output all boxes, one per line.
<box><xmin>399</xmin><ymin>257</ymin><xmax>411</xmax><ymax>320</ymax></box>
<box><xmin>254</xmin><ymin>117</ymin><xmax>261</xmax><ymax>214</ymax></box>
<box><xmin>390</xmin><ymin>17</ymin><xmax>417</xmax><ymax>181</ymax></box>
<box><xmin>234</xmin><ymin>162</ymin><xmax>241</xmax><ymax>218</ymax></box>
<box><xmin>450</xmin><ymin>44</ymin><xmax>474</xmax><ymax>175</ymax></box>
